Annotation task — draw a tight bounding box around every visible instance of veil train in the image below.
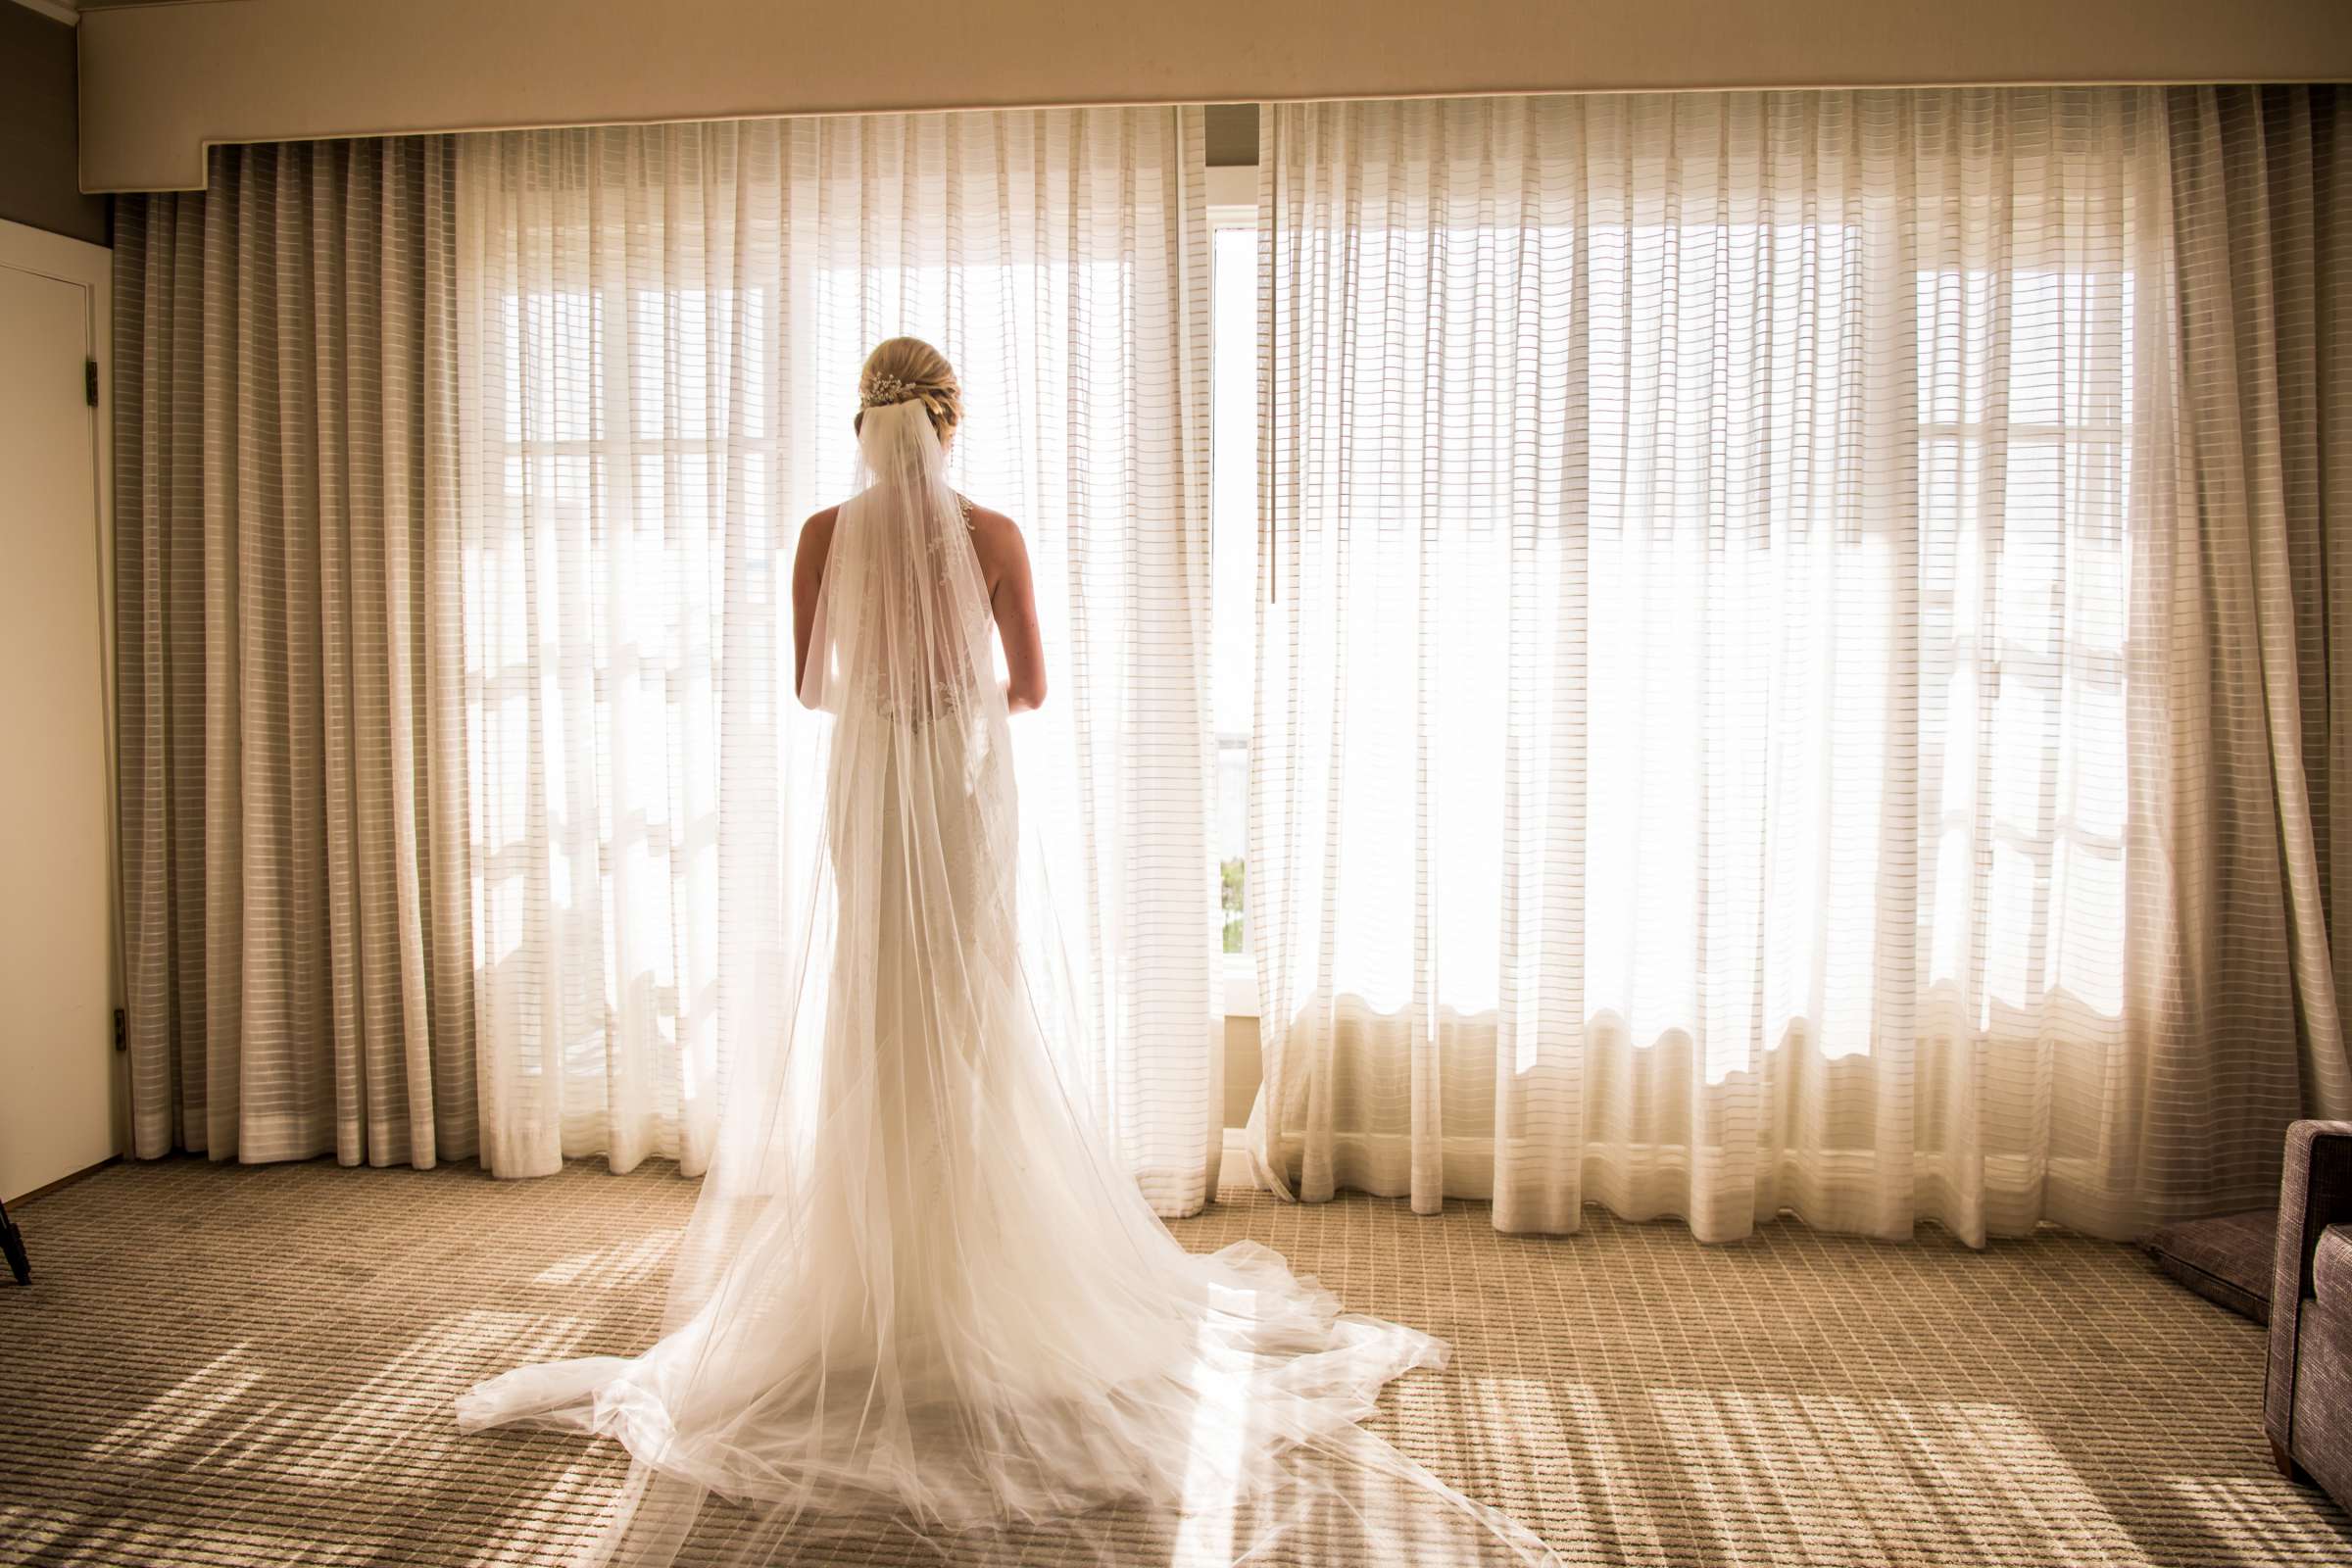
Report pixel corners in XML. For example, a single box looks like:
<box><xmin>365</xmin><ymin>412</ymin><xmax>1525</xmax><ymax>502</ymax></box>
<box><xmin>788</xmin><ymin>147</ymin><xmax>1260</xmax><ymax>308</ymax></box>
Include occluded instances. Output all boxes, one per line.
<box><xmin>457</xmin><ymin>393</ymin><xmax>1559</xmax><ymax>1566</ymax></box>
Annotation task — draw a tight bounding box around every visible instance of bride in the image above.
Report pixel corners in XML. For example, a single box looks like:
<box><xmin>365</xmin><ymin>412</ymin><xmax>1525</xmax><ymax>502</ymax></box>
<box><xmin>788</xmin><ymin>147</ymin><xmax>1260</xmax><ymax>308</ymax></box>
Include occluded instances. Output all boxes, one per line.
<box><xmin>458</xmin><ymin>338</ymin><xmax>1556</xmax><ymax>1566</ymax></box>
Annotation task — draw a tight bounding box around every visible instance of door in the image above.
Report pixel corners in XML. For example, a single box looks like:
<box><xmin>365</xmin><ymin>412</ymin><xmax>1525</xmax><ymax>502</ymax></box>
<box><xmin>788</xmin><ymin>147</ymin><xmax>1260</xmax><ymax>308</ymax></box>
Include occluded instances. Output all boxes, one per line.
<box><xmin>0</xmin><ymin>243</ymin><xmax>117</xmax><ymax>1203</ymax></box>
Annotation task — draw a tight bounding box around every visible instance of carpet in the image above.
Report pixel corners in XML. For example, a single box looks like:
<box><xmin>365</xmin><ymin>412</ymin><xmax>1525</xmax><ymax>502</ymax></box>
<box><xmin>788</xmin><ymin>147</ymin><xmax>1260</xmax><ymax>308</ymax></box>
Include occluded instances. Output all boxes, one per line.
<box><xmin>2</xmin><ymin>1157</ymin><xmax>2346</xmax><ymax>1566</ymax></box>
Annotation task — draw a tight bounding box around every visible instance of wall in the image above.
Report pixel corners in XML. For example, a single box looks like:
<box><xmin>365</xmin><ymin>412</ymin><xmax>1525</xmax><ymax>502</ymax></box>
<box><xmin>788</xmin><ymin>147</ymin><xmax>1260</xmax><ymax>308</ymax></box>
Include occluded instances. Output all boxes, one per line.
<box><xmin>78</xmin><ymin>0</ymin><xmax>2352</xmax><ymax>192</ymax></box>
<box><xmin>0</xmin><ymin>3</ymin><xmax>104</xmax><ymax>243</ymax></box>
<box><xmin>1225</xmin><ymin>1014</ymin><xmax>1260</xmax><ymax>1129</ymax></box>
<box><xmin>1204</xmin><ymin>105</ymin><xmax>1257</xmax><ymax>169</ymax></box>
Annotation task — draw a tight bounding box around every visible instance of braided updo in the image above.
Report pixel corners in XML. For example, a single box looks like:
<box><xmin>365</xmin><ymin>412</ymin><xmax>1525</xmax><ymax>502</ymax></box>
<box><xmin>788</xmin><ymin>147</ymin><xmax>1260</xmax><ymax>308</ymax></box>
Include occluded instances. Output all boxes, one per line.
<box><xmin>856</xmin><ymin>337</ymin><xmax>963</xmax><ymax>444</ymax></box>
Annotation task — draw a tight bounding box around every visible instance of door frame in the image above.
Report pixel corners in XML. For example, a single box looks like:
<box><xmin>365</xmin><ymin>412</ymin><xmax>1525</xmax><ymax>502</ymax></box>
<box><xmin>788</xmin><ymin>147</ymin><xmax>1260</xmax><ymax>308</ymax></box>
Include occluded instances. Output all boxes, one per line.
<box><xmin>0</xmin><ymin>215</ymin><xmax>123</xmax><ymax>1164</ymax></box>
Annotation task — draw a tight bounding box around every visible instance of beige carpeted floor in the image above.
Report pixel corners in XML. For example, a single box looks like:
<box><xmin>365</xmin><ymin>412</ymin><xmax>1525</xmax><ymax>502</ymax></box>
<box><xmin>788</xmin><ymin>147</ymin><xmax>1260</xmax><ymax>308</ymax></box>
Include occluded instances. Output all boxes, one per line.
<box><xmin>1</xmin><ymin>1156</ymin><xmax>2346</xmax><ymax>1567</ymax></box>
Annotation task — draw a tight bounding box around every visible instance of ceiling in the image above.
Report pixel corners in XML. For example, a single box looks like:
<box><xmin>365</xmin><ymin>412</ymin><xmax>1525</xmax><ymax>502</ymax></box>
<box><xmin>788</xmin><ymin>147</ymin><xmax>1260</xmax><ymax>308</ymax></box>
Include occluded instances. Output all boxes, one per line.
<box><xmin>9</xmin><ymin>0</ymin><xmax>212</xmax><ymax>20</ymax></box>
<box><xmin>62</xmin><ymin>0</ymin><xmax>2352</xmax><ymax>193</ymax></box>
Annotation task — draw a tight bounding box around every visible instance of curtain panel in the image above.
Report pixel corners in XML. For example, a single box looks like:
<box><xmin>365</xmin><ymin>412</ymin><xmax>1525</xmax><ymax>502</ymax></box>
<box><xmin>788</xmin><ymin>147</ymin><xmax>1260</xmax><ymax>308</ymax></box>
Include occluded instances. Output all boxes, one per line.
<box><xmin>1248</xmin><ymin>88</ymin><xmax>2352</xmax><ymax>1245</ymax></box>
<box><xmin>456</xmin><ymin>110</ymin><xmax>1224</xmax><ymax>1211</ymax></box>
<box><xmin>113</xmin><ymin>138</ymin><xmax>475</xmax><ymax>1167</ymax></box>
<box><xmin>2162</xmin><ymin>85</ymin><xmax>2352</xmax><ymax>1168</ymax></box>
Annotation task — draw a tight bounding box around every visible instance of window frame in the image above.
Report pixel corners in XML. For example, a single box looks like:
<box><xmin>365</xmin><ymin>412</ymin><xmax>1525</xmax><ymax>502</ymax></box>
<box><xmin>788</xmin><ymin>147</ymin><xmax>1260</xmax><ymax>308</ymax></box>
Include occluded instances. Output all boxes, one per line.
<box><xmin>1208</xmin><ymin>182</ymin><xmax>1260</xmax><ymax>1017</ymax></box>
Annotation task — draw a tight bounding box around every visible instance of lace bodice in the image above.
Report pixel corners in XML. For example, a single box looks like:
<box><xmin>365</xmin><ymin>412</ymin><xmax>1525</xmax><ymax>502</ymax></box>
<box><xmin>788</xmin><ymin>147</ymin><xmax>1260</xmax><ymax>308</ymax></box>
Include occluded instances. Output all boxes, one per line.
<box><xmin>857</xmin><ymin>490</ymin><xmax>990</xmax><ymax>729</ymax></box>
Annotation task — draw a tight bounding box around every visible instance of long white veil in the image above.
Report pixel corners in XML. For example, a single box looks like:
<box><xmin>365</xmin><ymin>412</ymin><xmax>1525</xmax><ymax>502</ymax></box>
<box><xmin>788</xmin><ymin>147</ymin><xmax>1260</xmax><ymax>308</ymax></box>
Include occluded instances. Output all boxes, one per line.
<box><xmin>458</xmin><ymin>401</ymin><xmax>1557</xmax><ymax>1566</ymax></box>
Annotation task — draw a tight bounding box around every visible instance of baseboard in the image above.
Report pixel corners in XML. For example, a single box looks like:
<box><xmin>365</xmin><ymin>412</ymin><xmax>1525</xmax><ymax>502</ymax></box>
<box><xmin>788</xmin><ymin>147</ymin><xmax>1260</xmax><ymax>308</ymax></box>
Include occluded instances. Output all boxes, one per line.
<box><xmin>28</xmin><ymin>1146</ymin><xmax>1261</xmax><ymax>1204</ymax></box>
<box><xmin>7</xmin><ymin>1154</ymin><xmax>122</xmax><ymax>1207</ymax></box>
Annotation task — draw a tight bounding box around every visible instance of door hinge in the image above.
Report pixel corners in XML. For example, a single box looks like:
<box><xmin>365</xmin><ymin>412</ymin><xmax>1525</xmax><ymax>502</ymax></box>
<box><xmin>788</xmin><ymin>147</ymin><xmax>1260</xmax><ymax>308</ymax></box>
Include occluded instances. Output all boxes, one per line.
<box><xmin>113</xmin><ymin>1007</ymin><xmax>126</xmax><ymax>1053</ymax></box>
<box><xmin>85</xmin><ymin>359</ymin><xmax>98</xmax><ymax>408</ymax></box>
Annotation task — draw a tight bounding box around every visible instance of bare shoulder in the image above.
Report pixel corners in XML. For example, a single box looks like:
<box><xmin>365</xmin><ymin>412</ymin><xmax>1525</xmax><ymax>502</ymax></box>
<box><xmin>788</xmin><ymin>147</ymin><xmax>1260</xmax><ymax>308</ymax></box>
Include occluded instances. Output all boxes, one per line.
<box><xmin>796</xmin><ymin>505</ymin><xmax>841</xmax><ymax>560</ymax></box>
<box><xmin>793</xmin><ymin>506</ymin><xmax>841</xmax><ymax>597</ymax></box>
<box><xmin>962</xmin><ymin>502</ymin><xmax>1028</xmax><ymax>566</ymax></box>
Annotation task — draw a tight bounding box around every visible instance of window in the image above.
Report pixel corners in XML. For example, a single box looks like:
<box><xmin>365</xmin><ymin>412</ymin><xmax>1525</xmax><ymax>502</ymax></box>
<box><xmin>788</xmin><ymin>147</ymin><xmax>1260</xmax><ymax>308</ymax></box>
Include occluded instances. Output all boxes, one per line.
<box><xmin>1210</xmin><ymin>199</ymin><xmax>1258</xmax><ymax>1014</ymax></box>
<box><xmin>1912</xmin><ymin>260</ymin><xmax>2132</xmax><ymax>1023</ymax></box>
<box><xmin>1252</xmin><ymin>204</ymin><xmax>2137</xmax><ymax>1054</ymax></box>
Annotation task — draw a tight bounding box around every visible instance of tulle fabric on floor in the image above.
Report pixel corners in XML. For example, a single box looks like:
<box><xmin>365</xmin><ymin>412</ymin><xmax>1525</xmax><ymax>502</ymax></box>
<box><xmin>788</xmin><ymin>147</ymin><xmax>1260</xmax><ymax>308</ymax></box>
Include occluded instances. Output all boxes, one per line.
<box><xmin>456</xmin><ymin>402</ymin><xmax>1557</xmax><ymax>1566</ymax></box>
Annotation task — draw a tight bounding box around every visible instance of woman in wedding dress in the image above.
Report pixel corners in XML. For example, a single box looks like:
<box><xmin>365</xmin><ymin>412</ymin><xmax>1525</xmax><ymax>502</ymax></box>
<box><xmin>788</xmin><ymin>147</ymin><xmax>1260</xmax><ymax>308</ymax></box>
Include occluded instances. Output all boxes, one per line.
<box><xmin>458</xmin><ymin>339</ymin><xmax>1556</xmax><ymax>1567</ymax></box>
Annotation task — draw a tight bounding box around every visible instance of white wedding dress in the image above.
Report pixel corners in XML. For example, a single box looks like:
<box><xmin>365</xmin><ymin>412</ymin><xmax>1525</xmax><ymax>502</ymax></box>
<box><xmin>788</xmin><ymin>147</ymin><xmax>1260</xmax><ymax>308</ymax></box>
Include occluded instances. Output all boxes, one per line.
<box><xmin>457</xmin><ymin>403</ymin><xmax>1556</xmax><ymax>1566</ymax></box>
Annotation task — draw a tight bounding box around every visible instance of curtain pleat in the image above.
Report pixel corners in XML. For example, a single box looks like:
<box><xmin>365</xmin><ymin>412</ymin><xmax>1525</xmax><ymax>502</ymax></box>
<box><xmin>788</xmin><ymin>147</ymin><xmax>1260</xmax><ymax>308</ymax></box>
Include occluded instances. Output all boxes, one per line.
<box><xmin>1250</xmin><ymin>88</ymin><xmax>2348</xmax><ymax>1245</ymax></box>
<box><xmin>114</xmin><ymin>138</ymin><xmax>474</xmax><ymax>1167</ymax></box>
<box><xmin>458</xmin><ymin>112</ymin><xmax>1222</xmax><ymax>1211</ymax></box>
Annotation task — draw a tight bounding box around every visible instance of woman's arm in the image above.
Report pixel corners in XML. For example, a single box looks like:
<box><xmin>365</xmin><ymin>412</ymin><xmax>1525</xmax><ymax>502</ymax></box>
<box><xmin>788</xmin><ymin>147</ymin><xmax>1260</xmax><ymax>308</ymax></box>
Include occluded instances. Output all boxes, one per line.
<box><xmin>976</xmin><ymin>511</ymin><xmax>1048</xmax><ymax>712</ymax></box>
<box><xmin>792</xmin><ymin>507</ymin><xmax>839</xmax><ymax>707</ymax></box>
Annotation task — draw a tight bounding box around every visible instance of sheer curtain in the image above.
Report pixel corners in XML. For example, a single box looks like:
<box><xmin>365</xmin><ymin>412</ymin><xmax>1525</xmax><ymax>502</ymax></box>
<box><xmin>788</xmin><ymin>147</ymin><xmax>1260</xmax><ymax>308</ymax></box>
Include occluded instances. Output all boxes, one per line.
<box><xmin>456</xmin><ymin>112</ymin><xmax>1223</xmax><ymax>1210</ymax></box>
<box><xmin>1248</xmin><ymin>89</ymin><xmax>2349</xmax><ymax>1245</ymax></box>
<box><xmin>113</xmin><ymin>139</ymin><xmax>476</xmax><ymax>1168</ymax></box>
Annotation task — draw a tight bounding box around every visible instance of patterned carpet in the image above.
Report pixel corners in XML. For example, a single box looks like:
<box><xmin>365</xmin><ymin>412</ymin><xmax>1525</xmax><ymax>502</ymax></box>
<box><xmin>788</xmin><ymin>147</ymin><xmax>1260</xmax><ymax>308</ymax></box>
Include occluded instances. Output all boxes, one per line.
<box><xmin>1</xmin><ymin>1156</ymin><xmax>2347</xmax><ymax>1567</ymax></box>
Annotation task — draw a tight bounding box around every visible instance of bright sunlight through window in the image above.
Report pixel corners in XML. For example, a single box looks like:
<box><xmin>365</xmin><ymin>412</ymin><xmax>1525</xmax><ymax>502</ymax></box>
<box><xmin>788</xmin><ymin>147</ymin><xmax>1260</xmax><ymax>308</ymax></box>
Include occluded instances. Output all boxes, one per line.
<box><xmin>1210</xmin><ymin>215</ymin><xmax>1257</xmax><ymax>1010</ymax></box>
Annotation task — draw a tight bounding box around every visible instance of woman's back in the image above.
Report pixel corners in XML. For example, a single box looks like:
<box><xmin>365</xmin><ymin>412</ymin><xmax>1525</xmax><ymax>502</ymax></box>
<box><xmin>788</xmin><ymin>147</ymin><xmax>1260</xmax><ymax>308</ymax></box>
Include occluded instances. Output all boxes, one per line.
<box><xmin>795</xmin><ymin>487</ymin><xmax>1047</xmax><ymax>720</ymax></box>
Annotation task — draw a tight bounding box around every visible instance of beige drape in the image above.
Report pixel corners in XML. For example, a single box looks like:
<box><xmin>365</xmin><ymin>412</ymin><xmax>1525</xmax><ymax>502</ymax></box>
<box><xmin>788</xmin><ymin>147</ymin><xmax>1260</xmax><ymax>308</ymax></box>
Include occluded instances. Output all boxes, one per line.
<box><xmin>113</xmin><ymin>138</ymin><xmax>475</xmax><ymax>1166</ymax></box>
<box><xmin>2155</xmin><ymin>83</ymin><xmax>2352</xmax><ymax>1211</ymax></box>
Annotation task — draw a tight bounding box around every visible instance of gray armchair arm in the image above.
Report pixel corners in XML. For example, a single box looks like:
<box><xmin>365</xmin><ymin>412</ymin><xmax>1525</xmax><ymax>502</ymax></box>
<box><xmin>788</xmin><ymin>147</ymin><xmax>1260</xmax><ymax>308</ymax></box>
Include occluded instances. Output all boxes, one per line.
<box><xmin>2266</xmin><ymin>1119</ymin><xmax>2352</xmax><ymax>1467</ymax></box>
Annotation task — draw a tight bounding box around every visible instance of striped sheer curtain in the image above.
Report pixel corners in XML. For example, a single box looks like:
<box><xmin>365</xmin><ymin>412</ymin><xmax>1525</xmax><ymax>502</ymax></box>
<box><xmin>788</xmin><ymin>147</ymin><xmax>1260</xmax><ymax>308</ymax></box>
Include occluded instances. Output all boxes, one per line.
<box><xmin>456</xmin><ymin>112</ymin><xmax>1224</xmax><ymax>1210</ymax></box>
<box><xmin>1248</xmin><ymin>89</ymin><xmax>2351</xmax><ymax>1245</ymax></box>
<box><xmin>113</xmin><ymin>139</ymin><xmax>476</xmax><ymax>1167</ymax></box>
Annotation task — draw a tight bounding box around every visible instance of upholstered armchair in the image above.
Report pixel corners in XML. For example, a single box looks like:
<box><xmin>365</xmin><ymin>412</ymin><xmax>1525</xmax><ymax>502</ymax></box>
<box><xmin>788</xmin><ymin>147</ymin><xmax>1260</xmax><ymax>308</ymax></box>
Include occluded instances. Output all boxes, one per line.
<box><xmin>2269</xmin><ymin>1120</ymin><xmax>2352</xmax><ymax>1507</ymax></box>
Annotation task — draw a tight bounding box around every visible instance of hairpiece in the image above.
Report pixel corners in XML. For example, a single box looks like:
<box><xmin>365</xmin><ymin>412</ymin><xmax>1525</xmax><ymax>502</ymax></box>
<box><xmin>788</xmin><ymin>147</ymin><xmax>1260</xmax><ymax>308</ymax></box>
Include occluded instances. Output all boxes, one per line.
<box><xmin>860</xmin><ymin>373</ymin><xmax>917</xmax><ymax>409</ymax></box>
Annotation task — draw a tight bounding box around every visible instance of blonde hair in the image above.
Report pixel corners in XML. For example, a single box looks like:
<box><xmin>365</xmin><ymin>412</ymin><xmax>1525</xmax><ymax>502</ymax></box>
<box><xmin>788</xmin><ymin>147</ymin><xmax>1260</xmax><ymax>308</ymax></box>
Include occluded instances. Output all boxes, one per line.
<box><xmin>857</xmin><ymin>337</ymin><xmax>963</xmax><ymax>443</ymax></box>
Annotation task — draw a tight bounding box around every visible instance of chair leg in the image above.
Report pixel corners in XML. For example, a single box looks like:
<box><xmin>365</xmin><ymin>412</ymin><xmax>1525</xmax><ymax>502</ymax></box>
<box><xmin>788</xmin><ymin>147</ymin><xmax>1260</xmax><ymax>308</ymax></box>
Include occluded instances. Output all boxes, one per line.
<box><xmin>0</xmin><ymin>1196</ymin><xmax>25</xmax><ymax>1287</ymax></box>
<box><xmin>2274</xmin><ymin>1436</ymin><xmax>2310</xmax><ymax>1486</ymax></box>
